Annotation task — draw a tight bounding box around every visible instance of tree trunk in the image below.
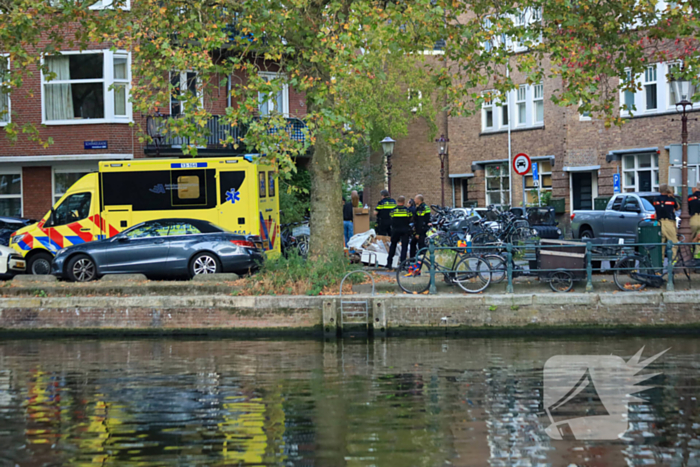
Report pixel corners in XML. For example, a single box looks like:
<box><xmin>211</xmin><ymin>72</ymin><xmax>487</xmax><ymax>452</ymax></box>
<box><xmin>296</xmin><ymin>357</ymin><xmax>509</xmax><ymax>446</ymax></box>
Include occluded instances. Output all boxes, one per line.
<box><xmin>308</xmin><ymin>130</ymin><xmax>344</xmax><ymax>260</ymax></box>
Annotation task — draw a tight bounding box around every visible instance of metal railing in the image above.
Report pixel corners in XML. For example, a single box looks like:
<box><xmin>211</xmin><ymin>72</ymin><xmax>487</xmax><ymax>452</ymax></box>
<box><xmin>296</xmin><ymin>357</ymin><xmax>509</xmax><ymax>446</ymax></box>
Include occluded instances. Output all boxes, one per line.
<box><xmin>145</xmin><ymin>115</ymin><xmax>307</xmax><ymax>154</ymax></box>
<box><xmin>413</xmin><ymin>239</ymin><xmax>699</xmax><ymax>294</ymax></box>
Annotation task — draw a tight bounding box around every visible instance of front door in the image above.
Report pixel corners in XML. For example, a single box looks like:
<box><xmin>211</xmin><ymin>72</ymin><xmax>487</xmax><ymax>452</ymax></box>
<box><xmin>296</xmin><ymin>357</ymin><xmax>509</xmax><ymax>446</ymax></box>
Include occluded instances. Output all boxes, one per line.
<box><xmin>100</xmin><ymin>222</ymin><xmax>172</xmax><ymax>274</ymax></box>
<box><xmin>572</xmin><ymin>172</ymin><xmax>593</xmax><ymax>211</ymax></box>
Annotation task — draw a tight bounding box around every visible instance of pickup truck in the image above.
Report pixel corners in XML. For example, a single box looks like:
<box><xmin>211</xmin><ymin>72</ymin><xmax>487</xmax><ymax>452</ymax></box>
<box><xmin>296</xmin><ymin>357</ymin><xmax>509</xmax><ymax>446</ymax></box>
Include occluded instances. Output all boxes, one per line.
<box><xmin>570</xmin><ymin>192</ymin><xmax>660</xmax><ymax>242</ymax></box>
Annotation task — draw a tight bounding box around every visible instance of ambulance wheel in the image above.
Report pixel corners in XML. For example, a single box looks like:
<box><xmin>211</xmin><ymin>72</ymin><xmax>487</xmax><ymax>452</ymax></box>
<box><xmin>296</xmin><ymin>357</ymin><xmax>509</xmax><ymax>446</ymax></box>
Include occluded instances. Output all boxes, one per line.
<box><xmin>190</xmin><ymin>252</ymin><xmax>220</xmax><ymax>278</ymax></box>
<box><xmin>28</xmin><ymin>252</ymin><xmax>53</xmax><ymax>275</ymax></box>
<box><xmin>66</xmin><ymin>254</ymin><xmax>97</xmax><ymax>282</ymax></box>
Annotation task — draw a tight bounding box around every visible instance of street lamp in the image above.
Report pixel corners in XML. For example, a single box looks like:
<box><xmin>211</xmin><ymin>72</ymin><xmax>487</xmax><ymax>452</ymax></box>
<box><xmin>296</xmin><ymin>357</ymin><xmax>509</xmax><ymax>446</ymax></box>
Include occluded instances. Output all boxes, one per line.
<box><xmin>435</xmin><ymin>134</ymin><xmax>450</xmax><ymax>207</ymax></box>
<box><xmin>670</xmin><ymin>68</ymin><xmax>697</xmax><ymax>246</ymax></box>
<box><xmin>380</xmin><ymin>136</ymin><xmax>396</xmax><ymax>193</ymax></box>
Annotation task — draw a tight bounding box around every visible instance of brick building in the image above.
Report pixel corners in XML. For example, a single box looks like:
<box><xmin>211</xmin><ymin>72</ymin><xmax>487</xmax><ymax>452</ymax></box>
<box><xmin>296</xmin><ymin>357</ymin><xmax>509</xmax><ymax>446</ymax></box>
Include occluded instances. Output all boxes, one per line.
<box><xmin>385</xmin><ymin>57</ymin><xmax>700</xmax><ymax>232</ymax></box>
<box><xmin>0</xmin><ymin>23</ymin><xmax>306</xmax><ymax>221</ymax></box>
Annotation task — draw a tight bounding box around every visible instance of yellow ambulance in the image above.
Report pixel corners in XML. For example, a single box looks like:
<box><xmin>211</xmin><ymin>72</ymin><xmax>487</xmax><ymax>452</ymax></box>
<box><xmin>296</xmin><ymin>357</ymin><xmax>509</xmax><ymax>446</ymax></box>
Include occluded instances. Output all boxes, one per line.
<box><xmin>11</xmin><ymin>156</ymin><xmax>281</xmax><ymax>274</ymax></box>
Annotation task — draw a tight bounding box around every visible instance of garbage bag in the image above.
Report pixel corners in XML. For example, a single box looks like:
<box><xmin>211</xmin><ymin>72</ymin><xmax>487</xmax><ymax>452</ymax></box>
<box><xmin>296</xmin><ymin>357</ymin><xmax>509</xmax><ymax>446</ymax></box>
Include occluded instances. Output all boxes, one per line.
<box><xmin>348</xmin><ymin>229</ymin><xmax>376</xmax><ymax>250</ymax></box>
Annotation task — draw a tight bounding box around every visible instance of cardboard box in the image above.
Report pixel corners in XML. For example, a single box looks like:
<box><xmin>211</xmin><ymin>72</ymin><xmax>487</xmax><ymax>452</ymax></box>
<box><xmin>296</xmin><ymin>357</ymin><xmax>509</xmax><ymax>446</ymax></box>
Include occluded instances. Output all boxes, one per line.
<box><xmin>353</xmin><ymin>208</ymin><xmax>370</xmax><ymax>234</ymax></box>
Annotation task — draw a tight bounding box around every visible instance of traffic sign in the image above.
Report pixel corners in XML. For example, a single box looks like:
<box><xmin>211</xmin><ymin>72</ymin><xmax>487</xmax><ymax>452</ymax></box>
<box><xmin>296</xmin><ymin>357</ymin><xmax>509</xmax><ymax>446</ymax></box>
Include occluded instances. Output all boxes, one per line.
<box><xmin>532</xmin><ymin>162</ymin><xmax>539</xmax><ymax>185</ymax></box>
<box><xmin>613</xmin><ymin>173</ymin><xmax>621</xmax><ymax>193</ymax></box>
<box><xmin>513</xmin><ymin>153</ymin><xmax>531</xmax><ymax>176</ymax></box>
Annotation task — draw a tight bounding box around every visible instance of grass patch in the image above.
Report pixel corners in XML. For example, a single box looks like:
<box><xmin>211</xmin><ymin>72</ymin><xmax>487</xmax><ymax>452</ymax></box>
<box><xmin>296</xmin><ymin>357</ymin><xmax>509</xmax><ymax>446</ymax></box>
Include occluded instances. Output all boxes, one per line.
<box><xmin>245</xmin><ymin>250</ymin><xmax>363</xmax><ymax>296</ymax></box>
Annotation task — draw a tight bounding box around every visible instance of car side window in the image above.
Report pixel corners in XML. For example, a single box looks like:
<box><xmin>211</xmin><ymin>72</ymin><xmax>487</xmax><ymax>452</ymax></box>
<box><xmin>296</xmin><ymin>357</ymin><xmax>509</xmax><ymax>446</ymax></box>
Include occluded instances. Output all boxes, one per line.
<box><xmin>167</xmin><ymin>222</ymin><xmax>201</xmax><ymax>236</ymax></box>
<box><xmin>641</xmin><ymin>197</ymin><xmax>655</xmax><ymax>211</ymax></box>
<box><xmin>610</xmin><ymin>196</ymin><xmax>625</xmax><ymax>211</ymax></box>
<box><xmin>50</xmin><ymin>192</ymin><xmax>91</xmax><ymax>227</ymax></box>
<box><xmin>126</xmin><ymin>223</ymin><xmax>169</xmax><ymax>238</ymax></box>
<box><xmin>623</xmin><ymin>197</ymin><xmax>640</xmax><ymax>211</ymax></box>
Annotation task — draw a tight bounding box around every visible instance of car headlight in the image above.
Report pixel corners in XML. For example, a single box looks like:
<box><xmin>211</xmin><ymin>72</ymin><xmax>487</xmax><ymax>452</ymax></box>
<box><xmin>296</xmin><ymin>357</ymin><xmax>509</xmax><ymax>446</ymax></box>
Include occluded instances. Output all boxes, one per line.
<box><xmin>11</xmin><ymin>233</ymin><xmax>25</xmax><ymax>245</ymax></box>
<box><xmin>57</xmin><ymin>248</ymin><xmax>68</xmax><ymax>256</ymax></box>
<box><xmin>556</xmin><ymin>228</ymin><xmax>562</xmax><ymax>235</ymax></box>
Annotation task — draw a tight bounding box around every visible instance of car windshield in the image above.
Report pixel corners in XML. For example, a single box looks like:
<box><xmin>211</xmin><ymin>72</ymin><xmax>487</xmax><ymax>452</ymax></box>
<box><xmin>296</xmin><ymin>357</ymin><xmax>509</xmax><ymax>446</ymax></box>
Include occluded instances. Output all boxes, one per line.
<box><xmin>527</xmin><ymin>208</ymin><xmax>554</xmax><ymax>225</ymax></box>
<box><xmin>640</xmin><ymin>196</ymin><xmax>656</xmax><ymax>211</ymax></box>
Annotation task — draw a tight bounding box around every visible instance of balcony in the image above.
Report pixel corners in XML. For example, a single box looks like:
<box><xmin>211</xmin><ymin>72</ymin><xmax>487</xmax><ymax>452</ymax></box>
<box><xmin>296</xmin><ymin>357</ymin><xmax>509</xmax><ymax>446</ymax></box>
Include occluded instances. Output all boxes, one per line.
<box><xmin>145</xmin><ymin>115</ymin><xmax>307</xmax><ymax>157</ymax></box>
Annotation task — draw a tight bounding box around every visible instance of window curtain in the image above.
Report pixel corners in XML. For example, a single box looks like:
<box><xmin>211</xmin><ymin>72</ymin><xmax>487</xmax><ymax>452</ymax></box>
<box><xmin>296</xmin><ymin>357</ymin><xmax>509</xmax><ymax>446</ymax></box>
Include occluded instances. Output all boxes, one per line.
<box><xmin>45</xmin><ymin>56</ymin><xmax>74</xmax><ymax>121</ymax></box>
<box><xmin>0</xmin><ymin>60</ymin><xmax>8</xmax><ymax>123</ymax></box>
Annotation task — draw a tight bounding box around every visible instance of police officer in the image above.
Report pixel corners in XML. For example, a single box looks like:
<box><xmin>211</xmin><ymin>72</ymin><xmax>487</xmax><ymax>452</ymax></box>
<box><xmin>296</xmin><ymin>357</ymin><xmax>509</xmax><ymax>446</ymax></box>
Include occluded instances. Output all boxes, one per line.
<box><xmin>410</xmin><ymin>194</ymin><xmax>431</xmax><ymax>258</ymax></box>
<box><xmin>386</xmin><ymin>196</ymin><xmax>411</xmax><ymax>269</ymax></box>
<box><xmin>653</xmin><ymin>184</ymin><xmax>680</xmax><ymax>261</ymax></box>
<box><xmin>374</xmin><ymin>189</ymin><xmax>396</xmax><ymax>236</ymax></box>
<box><xmin>689</xmin><ymin>184</ymin><xmax>700</xmax><ymax>258</ymax></box>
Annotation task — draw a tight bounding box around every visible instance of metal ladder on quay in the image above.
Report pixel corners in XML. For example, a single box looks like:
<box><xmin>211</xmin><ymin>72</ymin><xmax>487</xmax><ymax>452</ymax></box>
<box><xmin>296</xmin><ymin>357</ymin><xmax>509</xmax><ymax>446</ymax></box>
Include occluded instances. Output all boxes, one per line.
<box><xmin>338</xmin><ymin>270</ymin><xmax>375</xmax><ymax>334</ymax></box>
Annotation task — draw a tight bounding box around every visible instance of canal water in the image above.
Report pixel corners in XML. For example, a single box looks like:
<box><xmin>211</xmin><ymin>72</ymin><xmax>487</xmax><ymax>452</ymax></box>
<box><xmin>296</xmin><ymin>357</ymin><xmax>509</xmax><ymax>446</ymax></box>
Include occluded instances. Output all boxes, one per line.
<box><xmin>0</xmin><ymin>336</ymin><xmax>697</xmax><ymax>466</ymax></box>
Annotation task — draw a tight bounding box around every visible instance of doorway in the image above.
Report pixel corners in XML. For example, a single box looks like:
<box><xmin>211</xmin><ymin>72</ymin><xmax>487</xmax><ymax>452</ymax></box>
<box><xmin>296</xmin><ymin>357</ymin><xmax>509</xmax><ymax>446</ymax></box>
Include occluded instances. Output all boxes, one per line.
<box><xmin>571</xmin><ymin>172</ymin><xmax>594</xmax><ymax>210</ymax></box>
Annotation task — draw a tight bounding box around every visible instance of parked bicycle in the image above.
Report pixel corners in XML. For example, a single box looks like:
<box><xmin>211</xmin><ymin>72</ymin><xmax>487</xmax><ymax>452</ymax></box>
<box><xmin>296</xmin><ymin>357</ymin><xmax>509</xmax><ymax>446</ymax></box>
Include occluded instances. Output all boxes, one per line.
<box><xmin>613</xmin><ymin>235</ymin><xmax>692</xmax><ymax>291</ymax></box>
<box><xmin>280</xmin><ymin>219</ymin><xmax>310</xmax><ymax>258</ymax></box>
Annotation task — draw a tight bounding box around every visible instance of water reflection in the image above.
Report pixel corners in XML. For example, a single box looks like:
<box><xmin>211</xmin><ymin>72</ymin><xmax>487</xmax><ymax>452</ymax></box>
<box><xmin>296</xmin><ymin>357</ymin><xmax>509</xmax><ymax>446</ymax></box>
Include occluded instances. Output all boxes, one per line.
<box><xmin>0</xmin><ymin>337</ymin><xmax>697</xmax><ymax>466</ymax></box>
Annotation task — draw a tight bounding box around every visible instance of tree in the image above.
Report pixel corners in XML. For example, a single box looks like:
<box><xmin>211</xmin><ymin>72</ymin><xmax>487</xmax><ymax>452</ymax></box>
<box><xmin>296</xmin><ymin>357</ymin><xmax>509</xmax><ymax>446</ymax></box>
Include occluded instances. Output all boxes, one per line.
<box><xmin>1</xmin><ymin>0</ymin><xmax>698</xmax><ymax>259</ymax></box>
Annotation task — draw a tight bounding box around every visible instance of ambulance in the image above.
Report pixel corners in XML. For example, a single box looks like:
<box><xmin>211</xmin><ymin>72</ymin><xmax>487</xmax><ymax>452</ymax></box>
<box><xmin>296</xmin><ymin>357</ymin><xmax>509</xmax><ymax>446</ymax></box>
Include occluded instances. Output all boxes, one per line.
<box><xmin>11</xmin><ymin>156</ymin><xmax>281</xmax><ymax>274</ymax></box>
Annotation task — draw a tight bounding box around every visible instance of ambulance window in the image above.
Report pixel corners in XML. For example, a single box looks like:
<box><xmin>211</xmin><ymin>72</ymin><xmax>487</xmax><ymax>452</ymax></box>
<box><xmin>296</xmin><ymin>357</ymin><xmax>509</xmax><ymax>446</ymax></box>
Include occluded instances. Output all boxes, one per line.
<box><xmin>259</xmin><ymin>172</ymin><xmax>266</xmax><ymax>198</ymax></box>
<box><xmin>268</xmin><ymin>171</ymin><xmax>276</xmax><ymax>197</ymax></box>
<box><xmin>177</xmin><ymin>175</ymin><xmax>200</xmax><ymax>199</ymax></box>
<box><xmin>50</xmin><ymin>192</ymin><xmax>91</xmax><ymax>227</ymax></box>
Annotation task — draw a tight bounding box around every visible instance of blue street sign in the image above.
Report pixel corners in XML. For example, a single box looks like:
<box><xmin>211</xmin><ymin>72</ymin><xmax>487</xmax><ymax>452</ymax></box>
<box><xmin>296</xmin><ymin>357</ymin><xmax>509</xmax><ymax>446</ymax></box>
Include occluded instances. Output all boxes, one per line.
<box><xmin>613</xmin><ymin>173</ymin><xmax>621</xmax><ymax>193</ymax></box>
<box><xmin>532</xmin><ymin>162</ymin><xmax>538</xmax><ymax>184</ymax></box>
<box><xmin>84</xmin><ymin>140</ymin><xmax>108</xmax><ymax>150</ymax></box>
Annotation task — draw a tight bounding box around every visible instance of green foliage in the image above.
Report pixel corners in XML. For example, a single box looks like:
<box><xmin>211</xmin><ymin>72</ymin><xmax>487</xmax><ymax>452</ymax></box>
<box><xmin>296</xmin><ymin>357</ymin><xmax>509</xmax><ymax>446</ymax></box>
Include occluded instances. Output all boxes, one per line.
<box><xmin>247</xmin><ymin>250</ymin><xmax>362</xmax><ymax>296</ymax></box>
<box><xmin>489</xmin><ymin>305</ymin><xmax>498</xmax><ymax>312</ymax></box>
<box><xmin>528</xmin><ymin>189</ymin><xmax>553</xmax><ymax>207</ymax></box>
<box><xmin>280</xmin><ymin>167</ymin><xmax>312</xmax><ymax>224</ymax></box>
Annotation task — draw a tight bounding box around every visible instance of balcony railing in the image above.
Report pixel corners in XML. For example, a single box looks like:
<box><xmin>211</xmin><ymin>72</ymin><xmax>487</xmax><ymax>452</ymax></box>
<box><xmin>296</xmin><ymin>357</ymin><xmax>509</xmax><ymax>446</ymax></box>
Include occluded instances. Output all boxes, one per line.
<box><xmin>145</xmin><ymin>115</ymin><xmax>307</xmax><ymax>156</ymax></box>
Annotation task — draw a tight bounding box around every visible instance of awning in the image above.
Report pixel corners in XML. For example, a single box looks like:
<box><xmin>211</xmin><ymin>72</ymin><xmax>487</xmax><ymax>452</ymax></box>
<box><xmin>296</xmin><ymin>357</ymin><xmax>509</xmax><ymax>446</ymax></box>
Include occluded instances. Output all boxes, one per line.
<box><xmin>562</xmin><ymin>165</ymin><xmax>601</xmax><ymax>172</ymax></box>
<box><xmin>606</xmin><ymin>147</ymin><xmax>658</xmax><ymax>163</ymax></box>
<box><xmin>449</xmin><ymin>173</ymin><xmax>474</xmax><ymax>179</ymax></box>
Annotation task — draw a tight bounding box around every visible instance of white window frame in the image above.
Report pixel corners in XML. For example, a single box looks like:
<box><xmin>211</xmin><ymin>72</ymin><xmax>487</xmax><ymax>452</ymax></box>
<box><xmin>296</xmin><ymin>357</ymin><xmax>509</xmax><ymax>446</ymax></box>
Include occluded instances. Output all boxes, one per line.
<box><xmin>643</xmin><ymin>65</ymin><xmax>658</xmax><ymax>112</ymax></box>
<box><xmin>481</xmin><ymin>91</ymin><xmax>509</xmax><ymax>132</ymax></box>
<box><xmin>578</xmin><ymin>100</ymin><xmax>591</xmax><ymax>121</ymax></box>
<box><xmin>52</xmin><ymin>165</ymin><xmax>96</xmax><ymax>204</ymax></box>
<box><xmin>622</xmin><ymin>153</ymin><xmax>659</xmax><ymax>193</ymax></box>
<box><xmin>170</xmin><ymin>70</ymin><xmax>202</xmax><ymax>116</ymax></box>
<box><xmin>40</xmin><ymin>49</ymin><xmax>132</xmax><ymax>125</ymax></box>
<box><xmin>0</xmin><ymin>168</ymin><xmax>23</xmax><ymax>217</ymax></box>
<box><xmin>88</xmin><ymin>0</ymin><xmax>131</xmax><ymax>10</ymax></box>
<box><xmin>533</xmin><ymin>83</ymin><xmax>544</xmax><ymax>125</ymax></box>
<box><xmin>258</xmin><ymin>72</ymin><xmax>289</xmax><ymax>116</ymax></box>
<box><xmin>0</xmin><ymin>55</ymin><xmax>9</xmax><ymax>127</ymax></box>
<box><xmin>516</xmin><ymin>85</ymin><xmax>527</xmax><ymax>126</ymax></box>
<box><xmin>485</xmin><ymin>163</ymin><xmax>510</xmax><ymax>206</ymax></box>
<box><xmin>482</xmin><ymin>93</ymin><xmax>495</xmax><ymax>131</ymax></box>
<box><xmin>621</xmin><ymin>62</ymin><xmax>700</xmax><ymax>117</ymax></box>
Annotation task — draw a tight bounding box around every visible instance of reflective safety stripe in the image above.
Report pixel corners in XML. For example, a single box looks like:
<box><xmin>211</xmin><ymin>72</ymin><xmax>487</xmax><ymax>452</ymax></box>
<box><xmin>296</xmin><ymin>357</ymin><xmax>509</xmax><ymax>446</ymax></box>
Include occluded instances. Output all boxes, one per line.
<box><xmin>377</xmin><ymin>203</ymin><xmax>397</xmax><ymax>209</ymax></box>
<box><xmin>391</xmin><ymin>212</ymin><xmax>412</xmax><ymax>217</ymax></box>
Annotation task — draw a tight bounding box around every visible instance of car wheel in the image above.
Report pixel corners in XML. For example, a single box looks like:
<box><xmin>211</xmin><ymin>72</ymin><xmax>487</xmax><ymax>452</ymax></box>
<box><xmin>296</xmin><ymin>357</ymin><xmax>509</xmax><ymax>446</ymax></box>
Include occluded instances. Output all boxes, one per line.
<box><xmin>28</xmin><ymin>252</ymin><xmax>53</xmax><ymax>275</ymax></box>
<box><xmin>190</xmin><ymin>252</ymin><xmax>220</xmax><ymax>277</ymax></box>
<box><xmin>580</xmin><ymin>229</ymin><xmax>594</xmax><ymax>240</ymax></box>
<box><xmin>66</xmin><ymin>254</ymin><xmax>97</xmax><ymax>282</ymax></box>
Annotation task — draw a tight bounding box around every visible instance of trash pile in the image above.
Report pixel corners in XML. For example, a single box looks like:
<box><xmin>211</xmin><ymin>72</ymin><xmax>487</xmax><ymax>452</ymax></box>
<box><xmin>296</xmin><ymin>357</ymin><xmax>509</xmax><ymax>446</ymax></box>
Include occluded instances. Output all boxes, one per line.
<box><xmin>347</xmin><ymin>229</ymin><xmax>402</xmax><ymax>268</ymax></box>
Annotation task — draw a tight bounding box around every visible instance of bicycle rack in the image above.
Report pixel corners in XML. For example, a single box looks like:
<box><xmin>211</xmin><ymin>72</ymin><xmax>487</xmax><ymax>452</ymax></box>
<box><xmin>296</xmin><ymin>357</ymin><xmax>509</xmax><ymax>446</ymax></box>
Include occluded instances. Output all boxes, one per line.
<box><xmin>339</xmin><ymin>270</ymin><xmax>375</xmax><ymax>329</ymax></box>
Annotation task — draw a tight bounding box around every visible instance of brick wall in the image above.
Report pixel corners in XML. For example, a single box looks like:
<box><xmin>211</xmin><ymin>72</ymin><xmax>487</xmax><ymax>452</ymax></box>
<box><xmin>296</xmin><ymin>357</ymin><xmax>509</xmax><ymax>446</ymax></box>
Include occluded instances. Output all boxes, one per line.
<box><xmin>22</xmin><ymin>166</ymin><xmax>53</xmax><ymax>220</ymax></box>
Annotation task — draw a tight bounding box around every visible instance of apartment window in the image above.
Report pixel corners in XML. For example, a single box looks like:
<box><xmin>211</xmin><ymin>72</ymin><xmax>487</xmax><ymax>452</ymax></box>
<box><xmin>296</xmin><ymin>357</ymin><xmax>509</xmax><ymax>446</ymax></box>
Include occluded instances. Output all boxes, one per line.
<box><xmin>485</xmin><ymin>164</ymin><xmax>510</xmax><ymax>206</ymax></box>
<box><xmin>524</xmin><ymin>160</ymin><xmax>552</xmax><ymax>204</ymax></box>
<box><xmin>644</xmin><ymin>66</ymin><xmax>657</xmax><ymax>111</ymax></box>
<box><xmin>258</xmin><ymin>72</ymin><xmax>288</xmax><ymax>116</ymax></box>
<box><xmin>516</xmin><ymin>85</ymin><xmax>527</xmax><ymax>125</ymax></box>
<box><xmin>502</xmin><ymin>103</ymin><xmax>509</xmax><ymax>126</ymax></box>
<box><xmin>622</xmin><ymin>153</ymin><xmax>659</xmax><ymax>192</ymax></box>
<box><xmin>170</xmin><ymin>71</ymin><xmax>198</xmax><ymax>116</ymax></box>
<box><xmin>461</xmin><ymin>179</ymin><xmax>469</xmax><ymax>206</ymax></box>
<box><xmin>0</xmin><ymin>173</ymin><xmax>21</xmax><ymax>217</ymax></box>
<box><xmin>0</xmin><ymin>57</ymin><xmax>9</xmax><ymax>125</ymax></box>
<box><xmin>533</xmin><ymin>84</ymin><xmax>544</xmax><ymax>124</ymax></box>
<box><xmin>43</xmin><ymin>51</ymin><xmax>131</xmax><ymax>123</ymax></box>
<box><xmin>408</xmin><ymin>89</ymin><xmax>422</xmax><ymax>113</ymax></box>
<box><xmin>482</xmin><ymin>95</ymin><xmax>494</xmax><ymax>130</ymax></box>
<box><xmin>623</xmin><ymin>70</ymin><xmax>636</xmax><ymax>112</ymax></box>
<box><xmin>53</xmin><ymin>171</ymin><xmax>90</xmax><ymax>203</ymax></box>
<box><xmin>579</xmin><ymin>100</ymin><xmax>591</xmax><ymax>121</ymax></box>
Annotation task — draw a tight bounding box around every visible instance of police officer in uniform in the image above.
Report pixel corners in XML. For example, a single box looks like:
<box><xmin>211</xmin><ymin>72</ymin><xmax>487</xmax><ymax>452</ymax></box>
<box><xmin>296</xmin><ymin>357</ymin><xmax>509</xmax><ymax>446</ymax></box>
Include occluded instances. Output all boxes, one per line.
<box><xmin>410</xmin><ymin>194</ymin><xmax>431</xmax><ymax>258</ymax></box>
<box><xmin>386</xmin><ymin>196</ymin><xmax>411</xmax><ymax>269</ymax></box>
<box><xmin>653</xmin><ymin>184</ymin><xmax>680</xmax><ymax>261</ymax></box>
<box><xmin>374</xmin><ymin>189</ymin><xmax>396</xmax><ymax>236</ymax></box>
<box><xmin>689</xmin><ymin>184</ymin><xmax>700</xmax><ymax>258</ymax></box>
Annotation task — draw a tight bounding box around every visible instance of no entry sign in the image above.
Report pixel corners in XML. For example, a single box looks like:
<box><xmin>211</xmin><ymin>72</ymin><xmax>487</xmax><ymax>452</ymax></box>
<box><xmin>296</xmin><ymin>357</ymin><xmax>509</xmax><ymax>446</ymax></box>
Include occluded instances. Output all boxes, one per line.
<box><xmin>513</xmin><ymin>153</ymin><xmax>531</xmax><ymax>176</ymax></box>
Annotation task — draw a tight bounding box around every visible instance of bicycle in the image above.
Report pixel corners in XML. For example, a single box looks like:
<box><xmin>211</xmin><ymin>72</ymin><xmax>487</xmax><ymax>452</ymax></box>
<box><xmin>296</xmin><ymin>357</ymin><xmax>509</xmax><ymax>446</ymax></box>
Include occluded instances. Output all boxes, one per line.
<box><xmin>613</xmin><ymin>235</ymin><xmax>692</xmax><ymax>291</ymax></box>
<box><xmin>395</xmin><ymin>241</ymin><xmax>491</xmax><ymax>294</ymax></box>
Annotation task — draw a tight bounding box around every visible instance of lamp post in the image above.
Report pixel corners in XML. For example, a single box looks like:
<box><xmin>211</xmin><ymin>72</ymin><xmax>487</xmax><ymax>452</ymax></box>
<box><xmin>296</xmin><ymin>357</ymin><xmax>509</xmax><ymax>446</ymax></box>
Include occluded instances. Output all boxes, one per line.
<box><xmin>380</xmin><ymin>136</ymin><xmax>396</xmax><ymax>194</ymax></box>
<box><xmin>670</xmin><ymin>69</ymin><xmax>697</xmax><ymax>246</ymax></box>
<box><xmin>435</xmin><ymin>134</ymin><xmax>450</xmax><ymax>207</ymax></box>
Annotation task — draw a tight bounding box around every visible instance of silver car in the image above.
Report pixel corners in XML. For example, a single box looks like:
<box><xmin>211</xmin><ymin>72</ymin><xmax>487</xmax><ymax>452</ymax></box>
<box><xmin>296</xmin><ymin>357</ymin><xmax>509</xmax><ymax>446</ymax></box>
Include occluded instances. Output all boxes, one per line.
<box><xmin>51</xmin><ymin>219</ymin><xmax>265</xmax><ymax>282</ymax></box>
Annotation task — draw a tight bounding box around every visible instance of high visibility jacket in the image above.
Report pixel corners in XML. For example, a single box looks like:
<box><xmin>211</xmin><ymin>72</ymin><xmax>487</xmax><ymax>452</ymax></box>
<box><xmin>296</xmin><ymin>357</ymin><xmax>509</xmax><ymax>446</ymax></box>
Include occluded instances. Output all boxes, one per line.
<box><xmin>653</xmin><ymin>195</ymin><xmax>679</xmax><ymax>221</ymax></box>
<box><xmin>689</xmin><ymin>191</ymin><xmax>700</xmax><ymax>216</ymax></box>
<box><xmin>376</xmin><ymin>198</ymin><xmax>397</xmax><ymax>226</ymax></box>
<box><xmin>390</xmin><ymin>205</ymin><xmax>412</xmax><ymax>233</ymax></box>
<box><xmin>414</xmin><ymin>203</ymin><xmax>431</xmax><ymax>234</ymax></box>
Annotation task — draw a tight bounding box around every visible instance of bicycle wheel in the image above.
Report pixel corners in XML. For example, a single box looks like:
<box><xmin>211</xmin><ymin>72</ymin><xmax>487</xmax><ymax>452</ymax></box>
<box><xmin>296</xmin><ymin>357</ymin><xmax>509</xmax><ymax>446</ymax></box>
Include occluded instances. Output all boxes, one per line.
<box><xmin>549</xmin><ymin>270</ymin><xmax>574</xmax><ymax>293</ymax></box>
<box><xmin>482</xmin><ymin>254</ymin><xmax>507</xmax><ymax>284</ymax></box>
<box><xmin>396</xmin><ymin>257</ymin><xmax>431</xmax><ymax>294</ymax></box>
<box><xmin>453</xmin><ymin>256</ymin><xmax>492</xmax><ymax>293</ymax></box>
<box><xmin>613</xmin><ymin>255</ymin><xmax>649</xmax><ymax>292</ymax></box>
<box><xmin>471</xmin><ymin>232</ymin><xmax>500</xmax><ymax>254</ymax></box>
